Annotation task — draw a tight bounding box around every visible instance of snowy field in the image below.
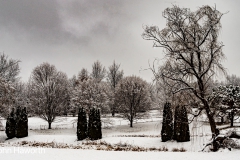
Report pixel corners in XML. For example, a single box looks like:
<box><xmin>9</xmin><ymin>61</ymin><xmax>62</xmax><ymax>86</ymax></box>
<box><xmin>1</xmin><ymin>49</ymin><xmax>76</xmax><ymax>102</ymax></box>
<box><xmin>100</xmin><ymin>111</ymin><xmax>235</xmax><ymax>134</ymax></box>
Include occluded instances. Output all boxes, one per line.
<box><xmin>0</xmin><ymin>110</ymin><xmax>240</xmax><ymax>160</ymax></box>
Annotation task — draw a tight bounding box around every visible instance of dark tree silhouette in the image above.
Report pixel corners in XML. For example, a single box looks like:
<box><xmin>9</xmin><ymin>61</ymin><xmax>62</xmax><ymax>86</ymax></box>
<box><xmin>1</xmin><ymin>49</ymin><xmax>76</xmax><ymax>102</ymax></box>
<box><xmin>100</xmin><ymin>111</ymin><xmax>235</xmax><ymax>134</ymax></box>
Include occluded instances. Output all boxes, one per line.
<box><xmin>173</xmin><ymin>105</ymin><xmax>190</xmax><ymax>142</ymax></box>
<box><xmin>96</xmin><ymin>109</ymin><xmax>102</xmax><ymax>139</ymax></box>
<box><xmin>5</xmin><ymin>108</ymin><xmax>16</xmax><ymax>139</ymax></box>
<box><xmin>161</xmin><ymin>102</ymin><xmax>173</xmax><ymax>142</ymax></box>
<box><xmin>77</xmin><ymin>107</ymin><xmax>88</xmax><ymax>140</ymax></box>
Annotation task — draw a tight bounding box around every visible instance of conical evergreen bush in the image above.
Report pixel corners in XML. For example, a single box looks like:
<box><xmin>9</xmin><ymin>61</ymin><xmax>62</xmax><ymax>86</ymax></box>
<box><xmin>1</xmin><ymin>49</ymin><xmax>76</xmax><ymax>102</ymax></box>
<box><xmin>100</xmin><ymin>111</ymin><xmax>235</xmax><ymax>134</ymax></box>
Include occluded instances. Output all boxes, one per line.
<box><xmin>15</xmin><ymin>106</ymin><xmax>23</xmax><ymax>138</ymax></box>
<box><xmin>173</xmin><ymin>105</ymin><xmax>190</xmax><ymax>142</ymax></box>
<box><xmin>22</xmin><ymin>107</ymin><xmax>28</xmax><ymax>137</ymax></box>
<box><xmin>161</xmin><ymin>102</ymin><xmax>173</xmax><ymax>142</ymax></box>
<box><xmin>77</xmin><ymin>107</ymin><xmax>88</xmax><ymax>140</ymax></box>
<box><xmin>96</xmin><ymin>109</ymin><xmax>102</xmax><ymax>139</ymax></box>
<box><xmin>88</xmin><ymin>107</ymin><xmax>102</xmax><ymax>140</ymax></box>
<box><xmin>88</xmin><ymin>108</ymin><xmax>98</xmax><ymax>140</ymax></box>
<box><xmin>5</xmin><ymin>108</ymin><xmax>16</xmax><ymax>139</ymax></box>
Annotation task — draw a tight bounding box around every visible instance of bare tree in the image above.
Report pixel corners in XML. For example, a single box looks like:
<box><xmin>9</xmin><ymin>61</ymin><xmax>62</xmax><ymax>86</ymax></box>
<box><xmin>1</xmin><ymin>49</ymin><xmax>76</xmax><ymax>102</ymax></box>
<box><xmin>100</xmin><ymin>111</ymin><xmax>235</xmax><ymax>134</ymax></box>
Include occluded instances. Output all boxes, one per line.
<box><xmin>115</xmin><ymin>76</ymin><xmax>151</xmax><ymax>127</ymax></box>
<box><xmin>91</xmin><ymin>60</ymin><xmax>106</xmax><ymax>82</ymax></box>
<box><xmin>142</xmin><ymin>5</ymin><xmax>226</xmax><ymax>137</ymax></box>
<box><xmin>106</xmin><ymin>61</ymin><xmax>124</xmax><ymax>116</ymax></box>
<box><xmin>28</xmin><ymin>63</ymin><xmax>69</xmax><ymax>129</ymax></box>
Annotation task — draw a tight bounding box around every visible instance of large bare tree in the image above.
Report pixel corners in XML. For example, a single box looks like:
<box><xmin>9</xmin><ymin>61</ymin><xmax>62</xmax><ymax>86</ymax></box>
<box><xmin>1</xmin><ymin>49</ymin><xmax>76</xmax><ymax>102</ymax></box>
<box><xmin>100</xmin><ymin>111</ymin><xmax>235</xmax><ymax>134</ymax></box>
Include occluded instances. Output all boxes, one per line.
<box><xmin>28</xmin><ymin>63</ymin><xmax>69</xmax><ymax>129</ymax></box>
<box><xmin>142</xmin><ymin>5</ymin><xmax>226</xmax><ymax>137</ymax></box>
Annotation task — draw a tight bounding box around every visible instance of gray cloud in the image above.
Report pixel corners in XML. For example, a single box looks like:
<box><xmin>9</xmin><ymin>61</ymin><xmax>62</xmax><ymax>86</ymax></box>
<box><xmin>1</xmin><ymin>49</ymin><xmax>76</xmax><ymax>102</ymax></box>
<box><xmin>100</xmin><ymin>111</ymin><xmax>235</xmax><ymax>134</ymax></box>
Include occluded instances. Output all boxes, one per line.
<box><xmin>0</xmin><ymin>0</ymin><xmax>128</xmax><ymax>46</ymax></box>
<box><xmin>0</xmin><ymin>0</ymin><xmax>239</xmax><ymax>82</ymax></box>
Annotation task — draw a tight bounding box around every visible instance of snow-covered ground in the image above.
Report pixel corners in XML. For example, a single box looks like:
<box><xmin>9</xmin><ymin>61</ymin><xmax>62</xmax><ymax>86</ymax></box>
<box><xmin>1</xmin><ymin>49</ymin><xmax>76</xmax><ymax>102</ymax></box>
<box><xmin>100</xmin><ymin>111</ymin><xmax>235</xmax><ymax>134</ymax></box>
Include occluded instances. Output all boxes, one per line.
<box><xmin>0</xmin><ymin>110</ymin><xmax>239</xmax><ymax>159</ymax></box>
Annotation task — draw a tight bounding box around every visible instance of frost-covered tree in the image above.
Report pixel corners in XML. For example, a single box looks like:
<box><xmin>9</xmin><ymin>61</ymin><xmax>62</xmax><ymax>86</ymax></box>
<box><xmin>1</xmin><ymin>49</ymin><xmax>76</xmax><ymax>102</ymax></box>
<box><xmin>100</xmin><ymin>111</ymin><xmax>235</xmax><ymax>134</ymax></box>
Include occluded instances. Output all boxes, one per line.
<box><xmin>0</xmin><ymin>53</ymin><xmax>20</xmax><ymax>118</ymax></box>
<box><xmin>161</xmin><ymin>102</ymin><xmax>173</xmax><ymax>142</ymax></box>
<box><xmin>28</xmin><ymin>63</ymin><xmax>69</xmax><ymax>129</ymax></box>
<box><xmin>72</xmin><ymin>77</ymin><xmax>109</xmax><ymax>114</ymax></box>
<box><xmin>226</xmin><ymin>74</ymin><xmax>240</xmax><ymax>86</ymax></box>
<box><xmin>0</xmin><ymin>54</ymin><xmax>20</xmax><ymax>83</ymax></box>
<box><xmin>173</xmin><ymin>105</ymin><xmax>190</xmax><ymax>142</ymax></box>
<box><xmin>77</xmin><ymin>107</ymin><xmax>88</xmax><ymax>140</ymax></box>
<box><xmin>0</xmin><ymin>78</ymin><xmax>15</xmax><ymax>118</ymax></box>
<box><xmin>78</xmin><ymin>68</ymin><xmax>89</xmax><ymax>82</ymax></box>
<box><xmin>91</xmin><ymin>61</ymin><xmax>106</xmax><ymax>83</ymax></box>
<box><xmin>142</xmin><ymin>5</ymin><xmax>226</xmax><ymax>137</ymax></box>
<box><xmin>211</xmin><ymin>85</ymin><xmax>240</xmax><ymax>127</ymax></box>
<box><xmin>106</xmin><ymin>61</ymin><xmax>124</xmax><ymax>116</ymax></box>
<box><xmin>115</xmin><ymin>76</ymin><xmax>151</xmax><ymax>127</ymax></box>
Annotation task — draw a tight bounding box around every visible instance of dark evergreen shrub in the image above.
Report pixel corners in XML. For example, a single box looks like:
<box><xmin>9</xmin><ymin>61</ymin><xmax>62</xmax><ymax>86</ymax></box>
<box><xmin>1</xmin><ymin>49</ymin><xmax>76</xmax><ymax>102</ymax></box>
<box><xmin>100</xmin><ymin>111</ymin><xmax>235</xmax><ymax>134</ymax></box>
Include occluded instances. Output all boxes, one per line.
<box><xmin>22</xmin><ymin>107</ymin><xmax>28</xmax><ymax>137</ymax></box>
<box><xmin>77</xmin><ymin>107</ymin><xmax>88</xmax><ymax>140</ymax></box>
<box><xmin>16</xmin><ymin>106</ymin><xmax>28</xmax><ymax>138</ymax></box>
<box><xmin>88</xmin><ymin>107</ymin><xmax>101</xmax><ymax>140</ymax></box>
<box><xmin>173</xmin><ymin>105</ymin><xmax>190</xmax><ymax>142</ymax></box>
<box><xmin>5</xmin><ymin>108</ymin><xmax>16</xmax><ymax>139</ymax></box>
<box><xmin>161</xmin><ymin>102</ymin><xmax>173</xmax><ymax>142</ymax></box>
<box><xmin>15</xmin><ymin>106</ymin><xmax>23</xmax><ymax>138</ymax></box>
<box><xmin>96</xmin><ymin>109</ymin><xmax>102</xmax><ymax>139</ymax></box>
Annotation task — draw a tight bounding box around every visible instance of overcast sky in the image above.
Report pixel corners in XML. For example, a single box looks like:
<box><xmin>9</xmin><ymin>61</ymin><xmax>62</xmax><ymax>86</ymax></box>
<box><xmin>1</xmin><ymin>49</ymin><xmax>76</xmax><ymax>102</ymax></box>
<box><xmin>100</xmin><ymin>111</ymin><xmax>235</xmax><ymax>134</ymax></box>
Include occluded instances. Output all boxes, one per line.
<box><xmin>0</xmin><ymin>0</ymin><xmax>239</xmax><ymax>82</ymax></box>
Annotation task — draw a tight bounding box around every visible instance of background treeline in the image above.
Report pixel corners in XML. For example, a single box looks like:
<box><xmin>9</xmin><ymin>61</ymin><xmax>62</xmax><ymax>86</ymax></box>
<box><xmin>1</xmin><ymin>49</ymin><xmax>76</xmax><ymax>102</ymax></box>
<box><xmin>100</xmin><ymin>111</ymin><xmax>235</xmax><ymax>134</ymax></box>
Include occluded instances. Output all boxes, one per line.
<box><xmin>0</xmin><ymin>54</ymin><xmax>154</xmax><ymax>128</ymax></box>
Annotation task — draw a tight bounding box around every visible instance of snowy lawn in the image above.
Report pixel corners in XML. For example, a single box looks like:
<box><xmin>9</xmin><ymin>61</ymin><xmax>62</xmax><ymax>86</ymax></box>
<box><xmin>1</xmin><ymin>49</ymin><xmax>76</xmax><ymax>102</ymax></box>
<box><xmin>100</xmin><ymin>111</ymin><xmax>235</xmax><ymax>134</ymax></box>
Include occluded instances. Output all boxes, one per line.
<box><xmin>0</xmin><ymin>147</ymin><xmax>239</xmax><ymax>160</ymax></box>
<box><xmin>0</xmin><ymin>110</ymin><xmax>240</xmax><ymax>159</ymax></box>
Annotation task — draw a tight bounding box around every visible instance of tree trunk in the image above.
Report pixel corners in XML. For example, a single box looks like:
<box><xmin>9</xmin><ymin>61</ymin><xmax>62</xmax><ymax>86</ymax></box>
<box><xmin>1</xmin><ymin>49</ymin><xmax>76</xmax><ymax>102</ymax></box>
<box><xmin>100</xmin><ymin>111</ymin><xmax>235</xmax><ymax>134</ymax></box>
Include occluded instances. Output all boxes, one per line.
<box><xmin>111</xmin><ymin>105</ymin><xmax>115</xmax><ymax>117</ymax></box>
<box><xmin>204</xmin><ymin>101</ymin><xmax>217</xmax><ymax>138</ymax></box>
<box><xmin>221</xmin><ymin>117</ymin><xmax>224</xmax><ymax>124</ymax></box>
<box><xmin>230</xmin><ymin>111</ymin><xmax>234</xmax><ymax>127</ymax></box>
<box><xmin>130</xmin><ymin>115</ymin><xmax>133</xmax><ymax>127</ymax></box>
<box><xmin>48</xmin><ymin>122</ymin><xmax>52</xmax><ymax>129</ymax></box>
<box><xmin>112</xmin><ymin>111</ymin><xmax>115</xmax><ymax>117</ymax></box>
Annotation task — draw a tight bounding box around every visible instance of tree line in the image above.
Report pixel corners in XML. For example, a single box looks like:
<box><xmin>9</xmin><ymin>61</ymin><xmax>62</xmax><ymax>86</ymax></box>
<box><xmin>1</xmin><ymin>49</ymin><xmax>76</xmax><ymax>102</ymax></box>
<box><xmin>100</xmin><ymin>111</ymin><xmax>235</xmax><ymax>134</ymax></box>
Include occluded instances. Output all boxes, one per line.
<box><xmin>0</xmin><ymin>56</ymin><xmax>153</xmax><ymax>129</ymax></box>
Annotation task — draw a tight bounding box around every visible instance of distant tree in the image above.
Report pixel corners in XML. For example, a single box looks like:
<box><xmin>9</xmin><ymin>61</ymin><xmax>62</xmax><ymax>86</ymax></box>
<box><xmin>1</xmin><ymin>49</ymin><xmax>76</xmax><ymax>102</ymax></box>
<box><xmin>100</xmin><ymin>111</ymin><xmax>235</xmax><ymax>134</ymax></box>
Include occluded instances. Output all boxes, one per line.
<box><xmin>226</xmin><ymin>74</ymin><xmax>240</xmax><ymax>86</ymax></box>
<box><xmin>0</xmin><ymin>53</ymin><xmax>20</xmax><ymax>83</ymax></box>
<box><xmin>14</xmin><ymin>82</ymin><xmax>28</xmax><ymax>109</ymax></box>
<box><xmin>77</xmin><ymin>107</ymin><xmax>88</xmax><ymax>140</ymax></box>
<box><xmin>173</xmin><ymin>105</ymin><xmax>190</xmax><ymax>142</ymax></box>
<box><xmin>28</xmin><ymin>63</ymin><xmax>69</xmax><ymax>129</ymax></box>
<box><xmin>161</xmin><ymin>102</ymin><xmax>173</xmax><ymax>142</ymax></box>
<box><xmin>78</xmin><ymin>68</ymin><xmax>89</xmax><ymax>82</ymax></box>
<box><xmin>115</xmin><ymin>76</ymin><xmax>151</xmax><ymax>127</ymax></box>
<box><xmin>106</xmin><ymin>61</ymin><xmax>124</xmax><ymax>116</ymax></box>
<box><xmin>0</xmin><ymin>53</ymin><xmax>20</xmax><ymax>118</ymax></box>
<box><xmin>5</xmin><ymin>108</ymin><xmax>16</xmax><ymax>139</ymax></box>
<box><xmin>91</xmin><ymin>60</ymin><xmax>106</xmax><ymax>83</ymax></box>
<box><xmin>72</xmin><ymin>78</ymin><xmax>109</xmax><ymax>114</ymax></box>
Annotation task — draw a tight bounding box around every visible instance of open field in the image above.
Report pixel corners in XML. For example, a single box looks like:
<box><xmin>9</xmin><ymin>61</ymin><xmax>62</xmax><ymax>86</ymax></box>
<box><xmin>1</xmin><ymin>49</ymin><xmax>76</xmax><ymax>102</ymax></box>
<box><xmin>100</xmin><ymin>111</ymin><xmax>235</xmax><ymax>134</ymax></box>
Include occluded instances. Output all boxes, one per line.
<box><xmin>0</xmin><ymin>110</ymin><xmax>240</xmax><ymax>159</ymax></box>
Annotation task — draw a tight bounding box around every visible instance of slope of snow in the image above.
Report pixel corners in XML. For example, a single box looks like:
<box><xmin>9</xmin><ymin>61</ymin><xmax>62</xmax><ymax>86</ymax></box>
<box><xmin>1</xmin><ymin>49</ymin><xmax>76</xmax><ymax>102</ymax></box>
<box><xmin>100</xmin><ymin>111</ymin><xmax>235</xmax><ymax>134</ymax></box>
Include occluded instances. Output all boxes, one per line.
<box><xmin>0</xmin><ymin>147</ymin><xmax>239</xmax><ymax>160</ymax></box>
